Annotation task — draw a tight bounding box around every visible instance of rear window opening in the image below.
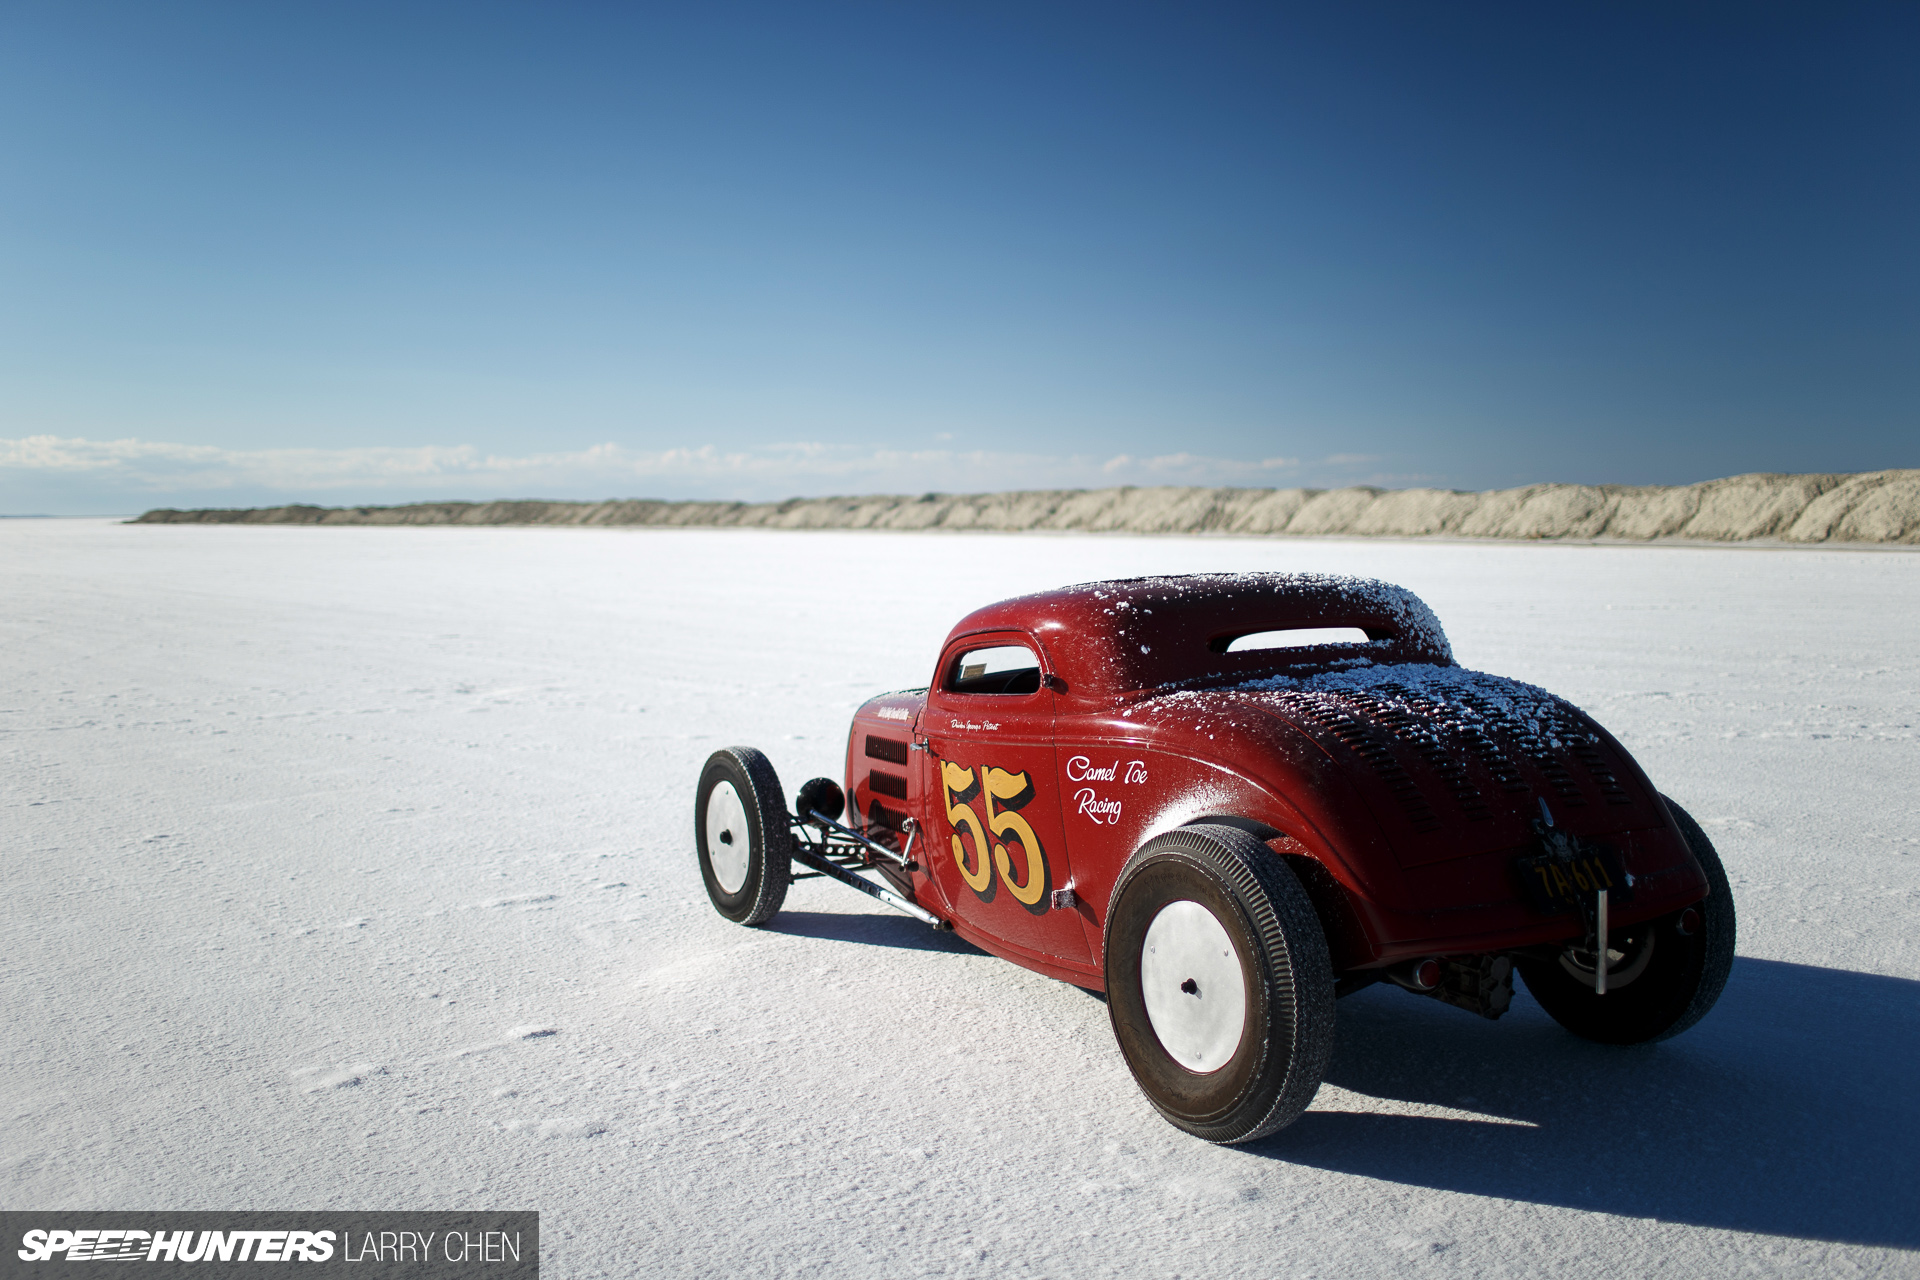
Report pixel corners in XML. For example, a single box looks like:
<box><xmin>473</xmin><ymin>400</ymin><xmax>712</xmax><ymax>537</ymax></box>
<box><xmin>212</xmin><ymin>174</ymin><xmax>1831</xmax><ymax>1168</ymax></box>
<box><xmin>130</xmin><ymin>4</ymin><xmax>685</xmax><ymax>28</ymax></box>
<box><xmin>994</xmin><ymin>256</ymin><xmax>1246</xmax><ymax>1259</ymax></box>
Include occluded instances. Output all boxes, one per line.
<box><xmin>948</xmin><ymin>643</ymin><xmax>1042</xmax><ymax>695</ymax></box>
<box><xmin>1219</xmin><ymin>627</ymin><xmax>1373</xmax><ymax>653</ymax></box>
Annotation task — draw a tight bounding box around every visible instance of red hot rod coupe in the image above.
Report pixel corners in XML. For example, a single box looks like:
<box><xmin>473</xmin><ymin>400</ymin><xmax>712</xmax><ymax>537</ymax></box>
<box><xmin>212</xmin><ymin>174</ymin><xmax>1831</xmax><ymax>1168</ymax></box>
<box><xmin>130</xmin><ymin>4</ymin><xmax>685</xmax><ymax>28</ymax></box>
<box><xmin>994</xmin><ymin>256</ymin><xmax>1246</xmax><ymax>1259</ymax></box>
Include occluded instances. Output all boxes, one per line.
<box><xmin>695</xmin><ymin>573</ymin><xmax>1735</xmax><ymax>1143</ymax></box>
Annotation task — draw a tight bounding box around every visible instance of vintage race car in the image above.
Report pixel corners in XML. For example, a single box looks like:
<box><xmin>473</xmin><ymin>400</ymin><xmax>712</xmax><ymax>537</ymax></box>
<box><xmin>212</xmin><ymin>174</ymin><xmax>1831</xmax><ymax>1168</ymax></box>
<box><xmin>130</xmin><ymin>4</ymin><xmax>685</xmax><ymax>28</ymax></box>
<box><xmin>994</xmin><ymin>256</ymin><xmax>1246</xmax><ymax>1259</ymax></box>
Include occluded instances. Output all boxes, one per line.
<box><xmin>695</xmin><ymin>573</ymin><xmax>1735</xmax><ymax>1143</ymax></box>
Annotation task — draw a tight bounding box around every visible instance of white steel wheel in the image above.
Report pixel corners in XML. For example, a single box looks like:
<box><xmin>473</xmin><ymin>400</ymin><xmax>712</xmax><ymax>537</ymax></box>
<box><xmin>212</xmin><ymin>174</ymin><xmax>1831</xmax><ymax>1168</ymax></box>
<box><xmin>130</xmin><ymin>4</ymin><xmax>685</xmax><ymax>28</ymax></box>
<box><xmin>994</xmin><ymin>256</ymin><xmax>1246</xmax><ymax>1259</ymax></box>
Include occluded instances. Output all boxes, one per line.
<box><xmin>705</xmin><ymin>781</ymin><xmax>751</xmax><ymax>894</ymax></box>
<box><xmin>1140</xmin><ymin>900</ymin><xmax>1249</xmax><ymax>1074</ymax></box>
<box><xmin>1104</xmin><ymin>823</ymin><xmax>1335</xmax><ymax>1144</ymax></box>
<box><xmin>694</xmin><ymin>747</ymin><xmax>792</xmax><ymax>926</ymax></box>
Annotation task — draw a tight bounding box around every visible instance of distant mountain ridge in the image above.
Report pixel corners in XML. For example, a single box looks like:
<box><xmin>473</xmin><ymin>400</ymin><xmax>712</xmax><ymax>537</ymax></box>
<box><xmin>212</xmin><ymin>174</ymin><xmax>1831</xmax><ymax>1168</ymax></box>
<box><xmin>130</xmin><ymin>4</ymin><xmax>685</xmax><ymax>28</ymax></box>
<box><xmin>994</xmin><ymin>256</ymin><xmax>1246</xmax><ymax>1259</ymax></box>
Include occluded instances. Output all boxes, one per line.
<box><xmin>133</xmin><ymin>468</ymin><xmax>1920</xmax><ymax>544</ymax></box>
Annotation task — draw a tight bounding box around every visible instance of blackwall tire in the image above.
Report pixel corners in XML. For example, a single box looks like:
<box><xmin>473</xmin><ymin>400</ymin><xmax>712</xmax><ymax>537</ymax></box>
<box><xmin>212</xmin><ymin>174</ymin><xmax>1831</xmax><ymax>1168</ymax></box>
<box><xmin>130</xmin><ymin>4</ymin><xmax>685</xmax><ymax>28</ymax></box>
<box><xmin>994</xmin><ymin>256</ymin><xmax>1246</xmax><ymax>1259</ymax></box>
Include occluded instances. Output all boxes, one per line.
<box><xmin>1104</xmin><ymin>823</ymin><xmax>1335</xmax><ymax>1144</ymax></box>
<box><xmin>695</xmin><ymin>747</ymin><xmax>792</xmax><ymax>927</ymax></box>
<box><xmin>1517</xmin><ymin>795</ymin><xmax>1736</xmax><ymax>1044</ymax></box>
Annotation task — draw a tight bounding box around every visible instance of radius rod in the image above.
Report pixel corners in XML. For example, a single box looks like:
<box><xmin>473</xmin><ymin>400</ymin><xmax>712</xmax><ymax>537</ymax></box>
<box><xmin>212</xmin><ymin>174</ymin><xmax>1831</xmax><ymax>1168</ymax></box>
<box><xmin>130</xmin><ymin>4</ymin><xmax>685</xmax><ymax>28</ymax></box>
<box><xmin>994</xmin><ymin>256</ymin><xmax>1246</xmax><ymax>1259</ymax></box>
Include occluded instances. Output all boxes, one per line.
<box><xmin>790</xmin><ymin>812</ymin><xmax>945</xmax><ymax>930</ymax></box>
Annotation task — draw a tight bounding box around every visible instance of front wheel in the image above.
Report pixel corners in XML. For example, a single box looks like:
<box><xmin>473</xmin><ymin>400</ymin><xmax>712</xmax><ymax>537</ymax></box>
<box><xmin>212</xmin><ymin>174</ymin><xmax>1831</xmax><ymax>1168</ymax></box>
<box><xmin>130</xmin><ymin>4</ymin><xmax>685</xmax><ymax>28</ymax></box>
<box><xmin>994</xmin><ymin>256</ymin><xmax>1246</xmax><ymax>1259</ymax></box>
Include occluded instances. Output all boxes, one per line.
<box><xmin>1517</xmin><ymin>795</ymin><xmax>1736</xmax><ymax>1044</ymax></box>
<box><xmin>695</xmin><ymin>747</ymin><xmax>792</xmax><ymax>926</ymax></box>
<box><xmin>1104</xmin><ymin>824</ymin><xmax>1335</xmax><ymax>1144</ymax></box>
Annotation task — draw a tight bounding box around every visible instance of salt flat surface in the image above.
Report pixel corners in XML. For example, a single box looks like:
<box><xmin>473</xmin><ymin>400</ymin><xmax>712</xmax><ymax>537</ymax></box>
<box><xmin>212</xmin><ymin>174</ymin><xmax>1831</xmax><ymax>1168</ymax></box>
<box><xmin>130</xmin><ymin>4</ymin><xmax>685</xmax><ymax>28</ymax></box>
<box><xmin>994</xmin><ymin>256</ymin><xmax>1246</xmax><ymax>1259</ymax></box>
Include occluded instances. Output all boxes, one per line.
<box><xmin>4</xmin><ymin>520</ymin><xmax>1916</xmax><ymax>1279</ymax></box>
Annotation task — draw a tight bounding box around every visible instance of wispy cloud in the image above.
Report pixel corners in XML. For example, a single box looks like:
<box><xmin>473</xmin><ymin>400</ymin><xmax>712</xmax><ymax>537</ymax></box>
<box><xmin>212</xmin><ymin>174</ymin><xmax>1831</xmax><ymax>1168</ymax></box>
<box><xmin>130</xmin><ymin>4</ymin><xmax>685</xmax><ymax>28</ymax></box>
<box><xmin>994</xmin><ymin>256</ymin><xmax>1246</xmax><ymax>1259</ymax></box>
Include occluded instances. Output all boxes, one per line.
<box><xmin>1</xmin><ymin>434</ymin><xmax>1322</xmax><ymax>503</ymax></box>
<box><xmin>1100</xmin><ymin>452</ymin><xmax>1300</xmax><ymax>477</ymax></box>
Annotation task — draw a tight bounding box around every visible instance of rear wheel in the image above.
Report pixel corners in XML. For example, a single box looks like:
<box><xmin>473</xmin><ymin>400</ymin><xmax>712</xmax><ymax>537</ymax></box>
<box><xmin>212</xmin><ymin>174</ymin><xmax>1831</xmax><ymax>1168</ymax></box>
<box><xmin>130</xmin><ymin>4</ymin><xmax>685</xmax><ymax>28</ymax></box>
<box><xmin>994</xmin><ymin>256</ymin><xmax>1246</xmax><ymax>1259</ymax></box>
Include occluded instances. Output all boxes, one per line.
<box><xmin>1104</xmin><ymin>824</ymin><xmax>1335</xmax><ymax>1144</ymax></box>
<box><xmin>1517</xmin><ymin>796</ymin><xmax>1735</xmax><ymax>1044</ymax></box>
<box><xmin>695</xmin><ymin>747</ymin><xmax>792</xmax><ymax>926</ymax></box>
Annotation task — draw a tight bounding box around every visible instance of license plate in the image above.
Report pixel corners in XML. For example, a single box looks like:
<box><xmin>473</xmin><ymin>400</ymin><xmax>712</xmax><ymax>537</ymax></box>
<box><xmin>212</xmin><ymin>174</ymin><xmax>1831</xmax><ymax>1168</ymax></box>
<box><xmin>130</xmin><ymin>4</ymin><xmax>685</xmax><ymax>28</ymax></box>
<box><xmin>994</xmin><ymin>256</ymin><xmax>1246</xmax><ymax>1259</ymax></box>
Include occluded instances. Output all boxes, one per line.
<box><xmin>1514</xmin><ymin>841</ymin><xmax>1633</xmax><ymax>915</ymax></box>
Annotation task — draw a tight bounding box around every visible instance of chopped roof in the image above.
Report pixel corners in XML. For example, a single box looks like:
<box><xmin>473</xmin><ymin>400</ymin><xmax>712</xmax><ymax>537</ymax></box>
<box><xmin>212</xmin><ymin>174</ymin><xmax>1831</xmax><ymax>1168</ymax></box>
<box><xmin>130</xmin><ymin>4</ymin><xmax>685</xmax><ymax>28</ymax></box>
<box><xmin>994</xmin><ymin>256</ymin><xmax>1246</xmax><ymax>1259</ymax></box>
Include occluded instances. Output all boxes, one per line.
<box><xmin>944</xmin><ymin>572</ymin><xmax>1454</xmax><ymax>697</ymax></box>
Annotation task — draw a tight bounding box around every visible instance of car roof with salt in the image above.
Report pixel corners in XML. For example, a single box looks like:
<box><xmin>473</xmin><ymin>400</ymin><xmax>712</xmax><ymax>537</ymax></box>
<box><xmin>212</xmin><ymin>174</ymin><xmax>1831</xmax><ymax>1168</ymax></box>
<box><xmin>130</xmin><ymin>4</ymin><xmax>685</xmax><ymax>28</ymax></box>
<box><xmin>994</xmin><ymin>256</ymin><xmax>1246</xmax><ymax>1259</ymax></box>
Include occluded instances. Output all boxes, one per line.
<box><xmin>943</xmin><ymin>572</ymin><xmax>1454</xmax><ymax>696</ymax></box>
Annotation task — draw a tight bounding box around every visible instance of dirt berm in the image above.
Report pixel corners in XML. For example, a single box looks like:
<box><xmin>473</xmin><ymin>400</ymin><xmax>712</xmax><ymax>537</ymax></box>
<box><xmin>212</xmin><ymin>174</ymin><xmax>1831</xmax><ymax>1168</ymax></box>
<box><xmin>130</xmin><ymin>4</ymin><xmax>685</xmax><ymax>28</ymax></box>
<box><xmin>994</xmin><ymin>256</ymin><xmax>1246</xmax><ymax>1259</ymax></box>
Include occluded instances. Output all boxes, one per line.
<box><xmin>134</xmin><ymin>469</ymin><xmax>1920</xmax><ymax>544</ymax></box>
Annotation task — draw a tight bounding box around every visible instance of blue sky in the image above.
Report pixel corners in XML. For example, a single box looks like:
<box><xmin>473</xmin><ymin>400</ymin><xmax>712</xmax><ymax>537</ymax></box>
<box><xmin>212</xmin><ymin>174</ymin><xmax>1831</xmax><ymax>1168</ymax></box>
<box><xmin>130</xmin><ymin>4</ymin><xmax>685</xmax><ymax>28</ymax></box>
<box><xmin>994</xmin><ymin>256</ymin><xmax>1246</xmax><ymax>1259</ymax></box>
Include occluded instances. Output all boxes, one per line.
<box><xmin>2</xmin><ymin>2</ymin><xmax>1914</xmax><ymax>513</ymax></box>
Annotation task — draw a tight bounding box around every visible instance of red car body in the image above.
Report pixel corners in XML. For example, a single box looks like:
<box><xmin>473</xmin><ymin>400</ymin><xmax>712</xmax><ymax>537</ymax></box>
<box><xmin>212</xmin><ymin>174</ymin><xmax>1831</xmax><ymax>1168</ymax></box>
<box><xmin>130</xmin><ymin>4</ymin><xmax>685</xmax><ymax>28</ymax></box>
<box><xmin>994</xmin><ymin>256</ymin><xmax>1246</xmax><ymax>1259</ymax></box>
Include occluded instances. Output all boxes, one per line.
<box><xmin>839</xmin><ymin>573</ymin><xmax>1711</xmax><ymax>989</ymax></box>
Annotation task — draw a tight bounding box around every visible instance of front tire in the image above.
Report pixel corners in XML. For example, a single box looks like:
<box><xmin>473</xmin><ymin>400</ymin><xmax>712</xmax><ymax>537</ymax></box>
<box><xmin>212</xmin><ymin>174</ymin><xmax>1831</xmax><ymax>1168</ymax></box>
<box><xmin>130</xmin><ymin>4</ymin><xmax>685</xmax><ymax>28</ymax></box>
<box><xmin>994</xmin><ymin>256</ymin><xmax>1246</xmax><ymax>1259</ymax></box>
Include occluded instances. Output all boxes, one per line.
<box><xmin>1517</xmin><ymin>796</ymin><xmax>1736</xmax><ymax>1044</ymax></box>
<box><xmin>695</xmin><ymin>747</ymin><xmax>792</xmax><ymax>926</ymax></box>
<box><xmin>1104</xmin><ymin>824</ymin><xmax>1335</xmax><ymax>1144</ymax></box>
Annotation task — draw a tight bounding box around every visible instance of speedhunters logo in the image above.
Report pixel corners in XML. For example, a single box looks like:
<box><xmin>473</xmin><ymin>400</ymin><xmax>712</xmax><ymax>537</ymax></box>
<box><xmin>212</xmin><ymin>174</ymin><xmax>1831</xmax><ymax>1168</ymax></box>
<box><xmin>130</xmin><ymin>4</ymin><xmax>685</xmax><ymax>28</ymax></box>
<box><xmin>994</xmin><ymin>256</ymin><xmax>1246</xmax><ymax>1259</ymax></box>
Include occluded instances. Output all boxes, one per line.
<box><xmin>20</xmin><ymin>1230</ymin><xmax>342</xmax><ymax>1262</ymax></box>
<box><xmin>0</xmin><ymin>1214</ymin><xmax>535</xmax><ymax>1279</ymax></box>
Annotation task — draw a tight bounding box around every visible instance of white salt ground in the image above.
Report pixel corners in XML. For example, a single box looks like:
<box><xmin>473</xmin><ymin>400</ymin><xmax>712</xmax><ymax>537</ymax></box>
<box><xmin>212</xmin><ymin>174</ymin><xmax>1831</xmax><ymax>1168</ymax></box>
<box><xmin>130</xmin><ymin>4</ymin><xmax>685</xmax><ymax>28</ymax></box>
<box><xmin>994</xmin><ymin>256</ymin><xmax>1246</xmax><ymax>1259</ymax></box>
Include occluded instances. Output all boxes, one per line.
<box><xmin>3</xmin><ymin>520</ymin><xmax>1916</xmax><ymax>1279</ymax></box>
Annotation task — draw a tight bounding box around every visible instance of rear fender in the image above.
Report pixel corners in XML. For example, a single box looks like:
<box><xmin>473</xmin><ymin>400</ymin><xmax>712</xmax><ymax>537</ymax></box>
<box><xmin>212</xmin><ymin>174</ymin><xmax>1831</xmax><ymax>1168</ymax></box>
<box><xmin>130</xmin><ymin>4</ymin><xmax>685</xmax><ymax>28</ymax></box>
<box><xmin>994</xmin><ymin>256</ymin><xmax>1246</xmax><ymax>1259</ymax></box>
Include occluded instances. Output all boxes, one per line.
<box><xmin>1177</xmin><ymin>812</ymin><xmax>1382</xmax><ymax>972</ymax></box>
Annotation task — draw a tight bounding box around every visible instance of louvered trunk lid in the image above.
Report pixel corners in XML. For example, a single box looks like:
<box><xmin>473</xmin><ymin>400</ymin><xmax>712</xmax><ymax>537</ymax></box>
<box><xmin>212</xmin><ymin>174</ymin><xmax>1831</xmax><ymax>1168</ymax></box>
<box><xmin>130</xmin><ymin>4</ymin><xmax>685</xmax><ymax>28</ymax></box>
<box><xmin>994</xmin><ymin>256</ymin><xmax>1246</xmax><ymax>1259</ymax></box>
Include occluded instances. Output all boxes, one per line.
<box><xmin>1238</xmin><ymin>663</ymin><xmax>1656</xmax><ymax>869</ymax></box>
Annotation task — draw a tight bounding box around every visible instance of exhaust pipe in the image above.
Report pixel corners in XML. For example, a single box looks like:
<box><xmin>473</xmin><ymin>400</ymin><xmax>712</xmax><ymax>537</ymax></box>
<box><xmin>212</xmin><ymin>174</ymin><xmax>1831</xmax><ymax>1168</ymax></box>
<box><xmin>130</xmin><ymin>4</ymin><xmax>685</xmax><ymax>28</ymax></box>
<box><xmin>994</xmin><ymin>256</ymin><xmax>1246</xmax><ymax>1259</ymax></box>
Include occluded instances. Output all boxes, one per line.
<box><xmin>1385</xmin><ymin>956</ymin><xmax>1444</xmax><ymax>994</ymax></box>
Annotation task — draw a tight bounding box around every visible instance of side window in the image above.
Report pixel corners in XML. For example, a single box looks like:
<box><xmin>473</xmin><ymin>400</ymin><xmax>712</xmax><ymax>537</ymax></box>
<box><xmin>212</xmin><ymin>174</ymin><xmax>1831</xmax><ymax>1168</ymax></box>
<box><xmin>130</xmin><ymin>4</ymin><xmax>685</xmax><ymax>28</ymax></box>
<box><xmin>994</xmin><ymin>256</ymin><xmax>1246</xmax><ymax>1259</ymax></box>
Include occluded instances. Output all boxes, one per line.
<box><xmin>947</xmin><ymin>643</ymin><xmax>1042</xmax><ymax>695</ymax></box>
